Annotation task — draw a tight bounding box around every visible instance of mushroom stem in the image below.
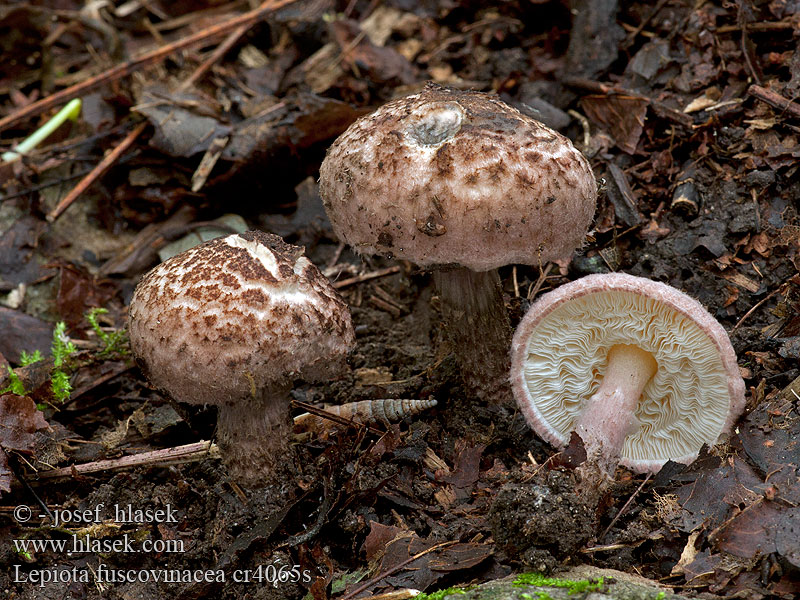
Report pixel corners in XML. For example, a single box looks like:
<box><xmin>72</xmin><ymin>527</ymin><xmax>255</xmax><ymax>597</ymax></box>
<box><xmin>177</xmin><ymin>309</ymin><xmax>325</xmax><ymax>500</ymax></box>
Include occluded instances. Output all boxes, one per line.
<box><xmin>575</xmin><ymin>344</ymin><xmax>658</xmax><ymax>472</ymax></box>
<box><xmin>432</xmin><ymin>267</ymin><xmax>512</xmax><ymax>403</ymax></box>
<box><xmin>216</xmin><ymin>385</ymin><xmax>293</xmax><ymax>486</ymax></box>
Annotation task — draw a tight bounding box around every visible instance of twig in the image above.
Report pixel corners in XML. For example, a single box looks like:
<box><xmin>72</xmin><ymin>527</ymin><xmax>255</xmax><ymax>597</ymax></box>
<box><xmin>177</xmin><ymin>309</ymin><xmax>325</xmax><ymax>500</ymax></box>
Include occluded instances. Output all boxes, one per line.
<box><xmin>66</xmin><ymin>362</ymin><xmax>132</xmax><ymax>404</ymax></box>
<box><xmin>622</xmin><ymin>0</ymin><xmax>669</xmax><ymax>48</ymax></box>
<box><xmin>8</xmin><ymin>458</ymin><xmax>55</xmax><ymax>522</ymax></box>
<box><xmin>46</xmin><ymin>121</ymin><xmax>147</xmax><ymax>222</ymax></box>
<box><xmin>738</xmin><ymin>4</ymin><xmax>762</xmax><ymax>85</ymax></box>
<box><xmin>340</xmin><ymin>541</ymin><xmax>457</xmax><ymax>600</ymax></box>
<box><xmin>333</xmin><ymin>265</ymin><xmax>402</xmax><ymax>289</ymax></box>
<box><xmin>731</xmin><ymin>282</ymin><xmax>788</xmax><ymax>332</ymax></box>
<box><xmin>527</xmin><ymin>262</ymin><xmax>553</xmax><ymax>301</ymax></box>
<box><xmin>598</xmin><ymin>473</ymin><xmax>652</xmax><ymax>541</ymax></box>
<box><xmin>177</xmin><ymin>23</ymin><xmax>250</xmax><ymax>92</ymax></box>
<box><xmin>748</xmin><ymin>85</ymin><xmax>800</xmax><ymax>120</ymax></box>
<box><xmin>716</xmin><ymin>20</ymin><xmax>798</xmax><ymax>33</ymax></box>
<box><xmin>0</xmin><ymin>0</ymin><xmax>299</xmax><ymax>134</ymax></box>
<box><xmin>33</xmin><ymin>441</ymin><xmax>219</xmax><ymax>481</ymax></box>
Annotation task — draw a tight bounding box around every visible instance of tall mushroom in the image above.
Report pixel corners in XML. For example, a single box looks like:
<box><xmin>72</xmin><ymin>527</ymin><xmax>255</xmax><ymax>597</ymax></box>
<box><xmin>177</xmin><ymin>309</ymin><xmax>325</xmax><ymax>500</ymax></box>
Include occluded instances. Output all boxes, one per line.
<box><xmin>510</xmin><ymin>273</ymin><xmax>746</xmax><ymax>475</ymax></box>
<box><xmin>128</xmin><ymin>231</ymin><xmax>355</xmax><ymax>486</ymax></box>
<box><xmin>319</xmin><ymin>83</ymin><xmax>597</xmax><ymax>402</ymax></box>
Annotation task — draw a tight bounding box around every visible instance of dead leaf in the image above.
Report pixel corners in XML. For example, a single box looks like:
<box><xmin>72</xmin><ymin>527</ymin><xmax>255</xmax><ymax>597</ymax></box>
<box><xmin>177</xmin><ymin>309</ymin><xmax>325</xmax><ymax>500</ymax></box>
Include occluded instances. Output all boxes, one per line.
<box><xmin>0</xmin><ymin>393</ymin><xmax>50</xmax><ymax>494</ymax></box>
<box><xmin>581</xmin><ymin>95</ymin><xmax>649</xmax><ymax>154</ymax></box>
<box><xmin>0</xmin><ymin>307</ymin><xmax>54</xmax><ymax>364</ymax></box>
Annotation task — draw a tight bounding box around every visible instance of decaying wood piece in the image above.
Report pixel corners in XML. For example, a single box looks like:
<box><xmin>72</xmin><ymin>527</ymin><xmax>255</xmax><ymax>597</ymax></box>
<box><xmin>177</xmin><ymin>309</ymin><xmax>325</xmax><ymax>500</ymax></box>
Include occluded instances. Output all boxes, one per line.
<box><xmin>293</xmin><ymin>398</ymin><xmax>437</xmax><ymax>435</ymax></box>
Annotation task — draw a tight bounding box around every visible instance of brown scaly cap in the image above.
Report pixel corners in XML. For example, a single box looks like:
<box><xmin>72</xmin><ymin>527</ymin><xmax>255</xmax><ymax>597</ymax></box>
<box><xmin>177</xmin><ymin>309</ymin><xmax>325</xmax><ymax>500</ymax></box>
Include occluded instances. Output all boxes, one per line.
<box><xmin>319</xmin><ymin>83</ymin><xmax>597</xmax><ymax>271</ymax></box>
<box><xmin>510</xmin><ymin>273</ymin><xmax>746</xmax><ymax>473</ymax></box>
<box><xmin>128</xmin><ymin>230</ymin><xmax>355</xmax><ymax>406</ymax></box>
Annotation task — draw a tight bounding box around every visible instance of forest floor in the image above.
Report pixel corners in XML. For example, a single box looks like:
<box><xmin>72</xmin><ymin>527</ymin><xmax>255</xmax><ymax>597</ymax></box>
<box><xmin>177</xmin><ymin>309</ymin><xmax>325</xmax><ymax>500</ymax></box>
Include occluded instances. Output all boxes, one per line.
<box><xmin>0</xmin><ymin>1</ymin><xmax>799</xmax><ymax>599</ymax></box>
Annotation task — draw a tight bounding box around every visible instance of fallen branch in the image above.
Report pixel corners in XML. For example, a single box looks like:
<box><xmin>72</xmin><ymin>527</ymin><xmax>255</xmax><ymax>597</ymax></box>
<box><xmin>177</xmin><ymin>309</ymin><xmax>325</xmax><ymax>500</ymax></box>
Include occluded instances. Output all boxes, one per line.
<box><xmin>46</xmin><ymin>121</ymin><xmax>147</xmax><ymax>222</ymax></box>
<box><xmin>333</xmin><ymin>265</ymin><xmax>402</xmax><ymax>289</ymax></box>
<box><xmin>33</xmin><ymin>441</ymin><xmax>220</xmax><ymax>481</ymax></box>
<box><xmin>748</xmin><ymin>84</ymin><xmax>800</xmax><ymax>120</ymax></box>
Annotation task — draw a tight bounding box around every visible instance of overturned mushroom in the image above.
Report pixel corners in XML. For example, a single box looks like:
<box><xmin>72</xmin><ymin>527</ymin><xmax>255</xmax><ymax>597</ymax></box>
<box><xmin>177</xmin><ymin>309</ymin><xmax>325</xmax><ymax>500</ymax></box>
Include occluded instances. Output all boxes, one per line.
<box><xmin>510</xmin><ymin>273</ymin><xmax>746</xmax><ymax>475</ymax></box>
<box><xmin>128</xmin><ymin>231</ymin><xmax>354</xmax><ymax>486</ymax></box>
<box><xmin>320</xmin><ymin>83</ymin><xmax>597</xmax><ymax>402</ymax></box>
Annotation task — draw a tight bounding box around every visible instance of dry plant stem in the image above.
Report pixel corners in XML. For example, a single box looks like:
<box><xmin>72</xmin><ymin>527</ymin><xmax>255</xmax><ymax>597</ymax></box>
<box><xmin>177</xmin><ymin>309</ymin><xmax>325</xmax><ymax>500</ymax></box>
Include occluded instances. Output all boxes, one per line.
<box><xmin>216</xmin><ymin>386</ymin><xmax>294</xmax><ymax>486</ymax></box>
<box><xmin>432</xmin><ymin>268</ymin><xmax>512</xmax><ymax>403</ymax></box>
<box><xmin>47</xmin><ymin>121</ymin><xmax>146</xmax><ymax>222</ymax></box>
<box><xmin>575</xmin><ymin>344</ymin><xmax>657</xmax><ymax>476</ymax></box>
<box><xmin>34</xmin><ymin>441</ymin><xmax>218</xmax><ymax>481</ymax></box>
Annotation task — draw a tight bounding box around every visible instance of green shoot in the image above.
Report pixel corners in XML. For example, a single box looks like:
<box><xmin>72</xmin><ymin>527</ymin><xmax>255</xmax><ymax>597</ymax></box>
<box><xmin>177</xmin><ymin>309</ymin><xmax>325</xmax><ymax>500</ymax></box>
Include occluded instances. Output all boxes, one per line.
<box><xmin>2</xmin><ymin>366</ymin><xmax>27</xmax><ymax>396</ymax></box>
<box><xmin>2</xmin><ymin>98</ymin><xmax>82</xmax><ymax>163</ymax></box>
<box><xmin>0</xmin><ymin>323</ymin><xmax>75</xmax><ymax>403</ymax></box>
<box><xmin>86</xmin><ymin>308</ymin><xmax>128</xmax><ymax>357</ymax></box>
<box><xmin>15</xmin><ymin>548</ymin><xmax>33</xmax><ymax>561</ymax></box>
<box><xmin>1</xmin><ymin>350</ymin><xmax>43</xmax><ymax>395</ymax></box>
<box><xmin>50</xmin><ymin>322</ymin><xmax>75</xmax><ymax>403</ymax></box>
<box><xmin>20</xmin><ymin>350</ymin><xmax>43</xmax><ymax>366</ymax></box>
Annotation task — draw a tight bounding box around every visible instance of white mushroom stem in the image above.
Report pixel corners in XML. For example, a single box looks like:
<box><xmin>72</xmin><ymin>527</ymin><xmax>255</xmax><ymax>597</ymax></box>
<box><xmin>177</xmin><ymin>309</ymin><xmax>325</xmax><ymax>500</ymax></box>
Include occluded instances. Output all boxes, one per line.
<box><xmin>432</xmin><ymin>267</ymin><xmax>512</xmax><ymax>403</ymax></box>
<box><xmin>216</xmin><ymin>384</ymin><xmax>293</xmax><ymax>486</ymax></box>
<box><xmin>575</xmin><ymin>344</ymin><xmax>658</xmax><ymax>473</ymax></box>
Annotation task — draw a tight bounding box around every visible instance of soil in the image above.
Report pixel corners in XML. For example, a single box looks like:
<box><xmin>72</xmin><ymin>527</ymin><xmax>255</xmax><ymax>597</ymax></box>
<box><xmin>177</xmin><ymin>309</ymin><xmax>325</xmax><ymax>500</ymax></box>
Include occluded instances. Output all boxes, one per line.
<box><xmin>0</xmin><ymin>1</ymin><xmax>799</xmax><ymax>599</ymax></box>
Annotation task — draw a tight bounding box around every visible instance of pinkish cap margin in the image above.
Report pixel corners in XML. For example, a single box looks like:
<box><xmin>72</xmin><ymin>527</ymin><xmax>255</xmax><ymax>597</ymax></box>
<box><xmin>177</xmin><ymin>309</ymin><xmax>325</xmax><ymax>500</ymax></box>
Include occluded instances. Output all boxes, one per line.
<box><xmin>510</xmin><ymin>272</ymin><xmax>747</xmax><ymax>472</ymax></box>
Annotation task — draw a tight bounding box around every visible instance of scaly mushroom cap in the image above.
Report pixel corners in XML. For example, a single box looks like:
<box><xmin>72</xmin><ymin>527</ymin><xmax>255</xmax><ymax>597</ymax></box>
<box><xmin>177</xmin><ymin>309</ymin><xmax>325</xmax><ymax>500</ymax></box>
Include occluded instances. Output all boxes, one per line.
<box><xmin>319</xmin><ymin>83</ymin><xmax>597</xmax><ymax>271</ymax></box>
<box><xmin>510</xmin><ymin>273</ymin><xmax>746</xmax><ymax>472</ymax></box>
<box><xmin>129</xmin><ymin>230</ymin><xmax>355</xmax><ymax>406</ymax></box>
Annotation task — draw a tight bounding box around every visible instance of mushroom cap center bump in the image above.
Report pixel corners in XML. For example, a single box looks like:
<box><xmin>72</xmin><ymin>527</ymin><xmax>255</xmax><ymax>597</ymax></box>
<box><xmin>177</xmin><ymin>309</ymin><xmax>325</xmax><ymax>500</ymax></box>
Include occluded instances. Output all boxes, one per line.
<box><xmin>319</xmin><ymin>83</ymin><xmax>598</xmax><ymax>271</ymax></box>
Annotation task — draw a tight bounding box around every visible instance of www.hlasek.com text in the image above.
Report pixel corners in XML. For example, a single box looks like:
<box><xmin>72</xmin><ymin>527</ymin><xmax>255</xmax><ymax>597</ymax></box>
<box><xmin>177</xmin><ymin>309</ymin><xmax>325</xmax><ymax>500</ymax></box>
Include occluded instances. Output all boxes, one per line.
<box><xmin>14</xmin><ymin>533</ymin><xmax>184</xmax><ymax>555</ymax></box>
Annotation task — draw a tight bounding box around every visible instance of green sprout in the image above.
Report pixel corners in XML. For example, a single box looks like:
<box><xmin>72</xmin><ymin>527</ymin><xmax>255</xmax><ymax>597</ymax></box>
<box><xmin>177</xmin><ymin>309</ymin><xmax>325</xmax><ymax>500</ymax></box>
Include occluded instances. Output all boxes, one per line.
<box><xmin>86</xmin><ymin>308</ymin><xmax>128</xmax><ymax>357</ymax></box>
<box><xmin>2</xmin><ymin>368</ymin><xmax>27</xmax><ymax>396</ymax></box>
<box><xmin>1</xmin><ymin>323</ymin><xmax>75</xmax><ymax>403</ymax></box>
<box><xmin>50</xmin><ymin>322</ymin><xmax>75</xmax><ymax>403</ymax></box>
<box><xmin>21</xmin><ymin>350</ymin><xmax>43</xmax><ymax>366</ymax></box>
<box><xmin>15</xmin><ymin>548</ymin><xmax>33</xmax><ymax>561</ymax></box>
<box><xmin>1</xmin><ymin>350</ymin><xmax>43</xmax><ymax>396</ymax></box>
<box><xmin>2</xmin><ymin>98</ymin><xmax>82</xmax><ymax>163</ymax></box>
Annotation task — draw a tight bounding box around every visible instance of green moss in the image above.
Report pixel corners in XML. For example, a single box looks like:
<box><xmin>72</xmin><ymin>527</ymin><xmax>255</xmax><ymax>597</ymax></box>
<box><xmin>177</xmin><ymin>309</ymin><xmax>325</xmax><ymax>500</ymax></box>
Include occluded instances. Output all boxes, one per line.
<box><xmin>50</xmin><ymin>322</ymin><xmax>75</xmax><ymax>402</ymax></box>
<box><xmin>86</xmin><ymin>308</ymin><xmax>128</xmax><ymax>357</ymax></box>
<box><xmin>513</xmin><ymin>573</ymin><xmax>605</xmax><ymax>595</ymax></box>
<box><xmin>522</xmin><ymin>593</ymin><xmax>553</xmax><ymax>600</ymax></box>
<box><xmin>415</xmin><ymin>585</ymin><xmax>474</xmax><ymax>600</ymax></box>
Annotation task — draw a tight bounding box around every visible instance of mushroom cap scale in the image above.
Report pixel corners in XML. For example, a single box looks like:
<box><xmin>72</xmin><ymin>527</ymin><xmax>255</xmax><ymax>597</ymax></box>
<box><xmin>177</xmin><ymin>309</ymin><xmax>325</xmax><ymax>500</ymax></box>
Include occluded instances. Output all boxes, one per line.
<box><xmin>510</xmin><ymin>273</ymin><xmax>746</xmax><ymax>473</ymax></box>
<box><xmin>319</xmin><ymin>83</ymin><xmax>597</xmax><ymax>271</ymax></box>
<box><xmin>128</xmin><ymin>230</ymin><xmax>355</xmax><ymax>407</ymax></box>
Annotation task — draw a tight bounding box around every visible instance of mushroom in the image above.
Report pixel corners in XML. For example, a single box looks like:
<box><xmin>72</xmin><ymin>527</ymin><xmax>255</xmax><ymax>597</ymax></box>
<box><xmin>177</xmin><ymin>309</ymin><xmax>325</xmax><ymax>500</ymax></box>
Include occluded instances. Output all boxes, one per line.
<box><xmin>128</xmin><ymin>231</ymin><xmax>355</xmax><ymax>486</ymax></box>
<box><xmin>510</xmin><ymin>273</ymin><xmax>746</xmax><ymax>475</ymax></box>
<box><xmin>319</xmin><ymin>83</ymin><xmax>597</xmax><ymax>402</ymax></box>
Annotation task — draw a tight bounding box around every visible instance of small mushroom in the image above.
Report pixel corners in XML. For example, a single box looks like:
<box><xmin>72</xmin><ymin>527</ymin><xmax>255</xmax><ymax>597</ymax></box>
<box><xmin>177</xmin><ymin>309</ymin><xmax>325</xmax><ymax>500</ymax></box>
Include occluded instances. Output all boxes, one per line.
<box><xmin>320</xmin><ymin>83</ymin><xmax>597</xmax><ymax>402</ymax></box>
<box><xmin>510</xmin><ymin>273</ymin><xmax>746</xmax><ymax>475</ymax></box>
<box><xmin>128</xmin><ymin>231</ymin><xmax>354</xmax><ymax>486</ymax></box>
